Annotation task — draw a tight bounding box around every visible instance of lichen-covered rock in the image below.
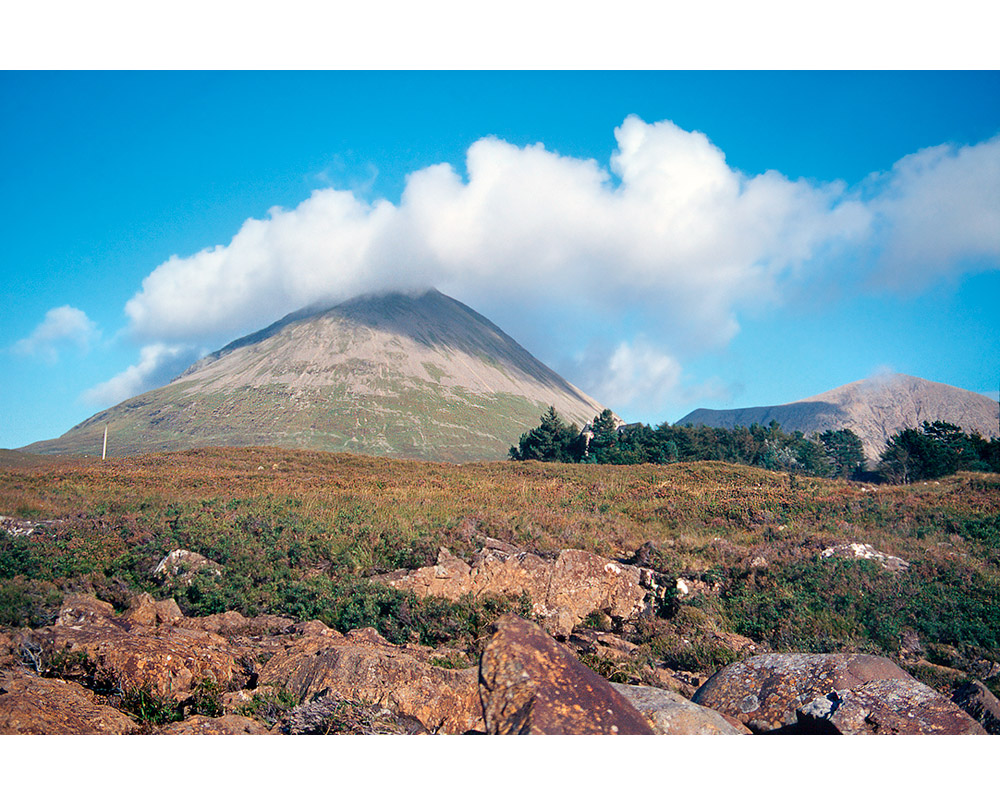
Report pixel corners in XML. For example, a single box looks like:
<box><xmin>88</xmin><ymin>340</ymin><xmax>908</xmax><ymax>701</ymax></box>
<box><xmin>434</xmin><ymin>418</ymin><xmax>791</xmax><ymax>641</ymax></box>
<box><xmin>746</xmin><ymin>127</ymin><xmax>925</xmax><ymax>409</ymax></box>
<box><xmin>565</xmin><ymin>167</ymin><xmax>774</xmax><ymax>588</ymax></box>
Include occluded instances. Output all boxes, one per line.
<box><xmin>154</xmin><ymin>549</ymin><xmax>223</xmax><ymax>582</ymax></box>
<box><xmin>258</xmin><ymin>627</ymin><xmax>483</xmax><ymax>734</ymax></box>
<box><xmin>797</xmin><ymin>678</ymin><xmax>985</xmax><ymax>734</ymax></box>
<box><xmin>0</xmin><ymin>671</ymin><xmax>139</xmax><ymax>734</ymax></box>
<box><xmin>610</xmin><ymin>682</ymin><xmax>751</xmax><ymax>734</ymax></box>
<box><xmin>693</xmin><ymin>653</ymin><xmax>984</xmax><ymax>734</ymax></box>
<box><xmin>478</xmin><ymin>615</ymin><xmax>654</xmax><ymax>735</ymax></box>
<box><xmin>378</xmin><ymin>546</ymin><xmax>657</xmax><ymax>637</ymax></box>
<box><xmin>951</xmin><ymin>680</ymin><xmax>1000</xmax><ymax>735</ymax></box>
<box><xmin>156</xmin><ymin>714</ymin><xmax>272</xmax><ymax>735</ymax></box>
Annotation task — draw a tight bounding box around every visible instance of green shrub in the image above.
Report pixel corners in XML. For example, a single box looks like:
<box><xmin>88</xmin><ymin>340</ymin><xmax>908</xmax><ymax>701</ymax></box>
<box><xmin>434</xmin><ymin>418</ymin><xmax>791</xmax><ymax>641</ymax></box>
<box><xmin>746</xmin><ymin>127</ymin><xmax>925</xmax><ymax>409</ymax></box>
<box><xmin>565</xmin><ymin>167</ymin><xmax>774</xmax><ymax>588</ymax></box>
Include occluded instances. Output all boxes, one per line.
<box><xmin>119</xmin><ymin>686</ymin><xmax>183</xmax><ymax>726</ymax></box>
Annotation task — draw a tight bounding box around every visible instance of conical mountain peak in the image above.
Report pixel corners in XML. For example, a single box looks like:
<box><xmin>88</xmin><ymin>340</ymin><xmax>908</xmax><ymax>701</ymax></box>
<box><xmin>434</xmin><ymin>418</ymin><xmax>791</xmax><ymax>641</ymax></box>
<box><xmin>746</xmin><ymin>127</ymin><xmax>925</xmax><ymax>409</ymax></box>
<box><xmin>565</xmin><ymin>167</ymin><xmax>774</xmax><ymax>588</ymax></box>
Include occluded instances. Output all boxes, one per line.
<box><xmin>26</xmin><ymin>289</ymin><xmax>604</xmax><ymax>462</ymax></box>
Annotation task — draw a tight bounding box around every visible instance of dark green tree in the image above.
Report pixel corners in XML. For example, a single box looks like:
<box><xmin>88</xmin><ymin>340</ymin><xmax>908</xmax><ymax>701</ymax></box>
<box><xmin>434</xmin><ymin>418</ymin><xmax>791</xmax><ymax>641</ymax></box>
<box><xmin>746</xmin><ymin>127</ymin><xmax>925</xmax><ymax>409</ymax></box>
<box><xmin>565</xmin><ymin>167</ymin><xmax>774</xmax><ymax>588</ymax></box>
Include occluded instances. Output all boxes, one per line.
<box><xmin>585</xmin><ymin>409</ymin><xmax>621</xmax><ymax>463</ymax></box>
<box><xmin>819</xmin><ymin>429</ymin><xmax>866</xmax><ymax>479</ymax></box>
<box><xmin>508</xmin><ymin>407</ymin><xmax>582</xmax><ymax>463</ymax></box>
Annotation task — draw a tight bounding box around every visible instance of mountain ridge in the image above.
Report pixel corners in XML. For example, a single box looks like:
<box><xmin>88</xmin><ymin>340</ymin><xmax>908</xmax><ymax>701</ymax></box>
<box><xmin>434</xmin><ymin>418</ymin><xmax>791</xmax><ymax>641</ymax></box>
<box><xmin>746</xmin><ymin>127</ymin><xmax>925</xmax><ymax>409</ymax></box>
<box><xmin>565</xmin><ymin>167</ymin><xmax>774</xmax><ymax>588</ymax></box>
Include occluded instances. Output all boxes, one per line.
<box><xmin>677</xmin><ymin>373</ymin><xmax>999</xmax><ymax>462</ymax></box>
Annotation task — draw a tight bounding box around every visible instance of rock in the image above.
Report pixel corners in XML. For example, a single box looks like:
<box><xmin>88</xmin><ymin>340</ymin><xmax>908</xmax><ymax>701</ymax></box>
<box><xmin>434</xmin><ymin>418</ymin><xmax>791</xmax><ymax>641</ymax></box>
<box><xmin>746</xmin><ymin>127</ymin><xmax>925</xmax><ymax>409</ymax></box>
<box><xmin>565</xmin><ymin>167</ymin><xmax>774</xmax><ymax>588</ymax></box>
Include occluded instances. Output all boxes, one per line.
<box><xmin>797</xmin><ymin>679</ymin><xmax>985</xmax><ymax>734</ymax></box>
<box><xmin>820</xmin><ymin>543</ymin><xmax>910</xmax><ymax>572</ymax></box>
<box><xmin>28</xmin><ymin>594</ymin><xmax>250</xmax><ymax>701</ymax></box>
<box><xmin>125</xmin><ymin>593</ymin><xmax>183</xmax><ymax>628</ymax></box>
<box><xmin>478</xmin><ymin>615</ymin><xmax>654</xmax><ymax>735</ymax></box>
<box><xmin>154</xmin><ymin>549</ymin><xmax>222</xmax><ymax>582</ymax></box>
<box><xmin>951</xmin><ymin>680</ymin><xmax>1000</xmax><ymax>735</ymax></box>
<box><xmin>544</xmin><ymin>550</ymin><xmax>649</xmax><ymax>636</ymax></box>
<box><xmin>56</xmin><ymin>593</ymin><xmax>117</xmax><ymax>626</ymax></box>
<box><xmin>610</xmin><ymin>683</ymin><xmax>751</xmax><ymax>734</ymax></box>
<box><xmin>0</xmin><ymin>671</ymin><xmax>139</xmax><ymax>734</ymax></box>
<box><xmin>693</xmin><ymin>653</ymin><xmax>984</xmax><ymax>734</ymax></box>
<box><xmin>177</xmin><ymin>610</ymin><xmax>295</xmax><ymax>636</ymax></box>
<box><xmin>156</xmin><ymin>714</ymin><xmax>272</xmax><ymax>735</ymax></box>
<box><xmin>378</xmin><ymin>545</ymin><xmax>658</xmax><ymax>637</ymax></box>
<box><xmin>283</xmin><ymin>696</ymin><xmax>428</xmax><ymax>735</ymax></box>
<box><xmin>674</xmin><ymin>576</ymin><xmax>720</xmax><ymax>600</ymax></box>
<box><xmin>258</xmin><ymin>627</ymin><xmax>483</xmax><ymax>734</ymax></box>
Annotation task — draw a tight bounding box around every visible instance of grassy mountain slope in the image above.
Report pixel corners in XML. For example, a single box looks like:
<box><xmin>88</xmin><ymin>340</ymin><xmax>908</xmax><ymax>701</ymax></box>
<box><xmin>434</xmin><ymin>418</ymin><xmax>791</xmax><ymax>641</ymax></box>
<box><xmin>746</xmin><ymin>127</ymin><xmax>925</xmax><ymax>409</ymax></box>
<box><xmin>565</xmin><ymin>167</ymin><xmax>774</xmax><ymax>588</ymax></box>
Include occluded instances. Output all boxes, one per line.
<box><xmin>23</xmin><ymin>290</ymin><xmax>604</xmax><ymax>462</ymax></box>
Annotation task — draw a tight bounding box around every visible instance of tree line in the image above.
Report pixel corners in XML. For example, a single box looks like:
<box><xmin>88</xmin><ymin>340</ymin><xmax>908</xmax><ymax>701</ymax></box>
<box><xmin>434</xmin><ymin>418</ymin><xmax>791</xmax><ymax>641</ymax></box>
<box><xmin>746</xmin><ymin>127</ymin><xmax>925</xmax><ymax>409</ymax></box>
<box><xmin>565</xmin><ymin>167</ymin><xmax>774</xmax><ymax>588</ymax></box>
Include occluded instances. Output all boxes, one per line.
<box><xmin>510</xmin><ymin>407</ymin><xmax>1000</xmax><ymax>483</ymax></box>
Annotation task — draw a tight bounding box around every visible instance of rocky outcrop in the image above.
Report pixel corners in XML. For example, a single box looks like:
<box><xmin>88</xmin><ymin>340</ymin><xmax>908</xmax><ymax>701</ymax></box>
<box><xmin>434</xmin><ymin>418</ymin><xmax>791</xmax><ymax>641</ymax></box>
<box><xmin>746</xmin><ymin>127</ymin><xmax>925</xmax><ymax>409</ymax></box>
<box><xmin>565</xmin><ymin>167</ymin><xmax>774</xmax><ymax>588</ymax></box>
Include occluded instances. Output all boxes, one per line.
<box><xmin>478</xmin><ymin>615</ymin><xmax>654</xmax><ymax>735</ymax></box>
<box><xmin>693</xmin><ymin>653</ymin><xmax>986</xmax><ymax>734</ymax></box>
<box><xmin>0</xmin><ymin>671</ymin><xmax>139</xmax><ymax>734</ymax></box>
<box><xmin>611</xmin><ymin>682</ymin><xmax>750</xmax><ymax>734</ymax></box>
<box><xmin>258</xmin><ymin>626</ymin><xmax>484</xmax><ymax>734</ymax></box>
<box><xmin>26</xmin><ymin>594</ymin><xmax>249</xmax><ymax>700</ymax></box>
<box><xmin>5</xmin><ymin>589</ymin><xmax>993</xmax><ymax>736</ymax></box>
<box><xmin>378</xmin><ymin>545</ymin><xmax>666</xmax><ymax>637</ymax></box>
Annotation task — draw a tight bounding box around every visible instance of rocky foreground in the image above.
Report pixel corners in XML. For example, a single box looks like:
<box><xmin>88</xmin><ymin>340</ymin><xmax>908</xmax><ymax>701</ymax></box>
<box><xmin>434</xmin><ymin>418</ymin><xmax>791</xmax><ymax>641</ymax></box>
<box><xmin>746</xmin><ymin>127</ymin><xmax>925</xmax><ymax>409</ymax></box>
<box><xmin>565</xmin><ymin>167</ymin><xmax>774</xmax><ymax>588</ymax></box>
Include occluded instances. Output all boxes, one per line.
<box><xmin>2</xmin><ymin>572</ymin><xmax>996</xmax><ymax>735</ymax></box>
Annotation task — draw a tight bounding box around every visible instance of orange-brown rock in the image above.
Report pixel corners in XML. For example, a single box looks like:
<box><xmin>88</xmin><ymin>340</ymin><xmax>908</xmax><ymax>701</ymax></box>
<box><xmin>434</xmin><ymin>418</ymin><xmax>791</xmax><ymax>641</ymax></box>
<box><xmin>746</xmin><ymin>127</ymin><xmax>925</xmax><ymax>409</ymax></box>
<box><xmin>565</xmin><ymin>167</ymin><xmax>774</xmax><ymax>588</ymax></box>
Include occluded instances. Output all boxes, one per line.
<box><xmin>156</xmin><ymin>714</ymin><xmax>272</xmax><ymax>734</ymax></box>
<box><xmin>29</xmin><ymin>594</ymin><xmax>249</xmax><ymax>701</ymax></box>
<box><xmin>610</xmin><ymin>682</ymin><xmax>751</xmax><ymax>734</ymax></box>
<box><xmin>693</xmin><ymin>653</ymin><xmax>985</xmax><ymax>734</ymax></box>
<box><xmin>258</xmin><ymin>626</ymin><xmax>483</xmax><ymax>734</ymax></box>
<box><xmin>125</xmin><ymin>593</ymin><xmax>183</xmax><ymax>628</ymax></box>
<box><xmin>379</xmin><ymin>546</ymin><xmax>658</xmax><ymax>637</ymax></box>
<box><xmin>478</xmin><ymin>615</ymin><xmax>654</xmax><ymax>734</ymax></box>
<box><xmin>177</xmin><ymin>610</ymin><xmax>296</xmax><ymax>636</ymax></box>
<box><xmin>0</xmin><ymin>671</ymin><xmax>139</xmax><ymax>734</ymax></box>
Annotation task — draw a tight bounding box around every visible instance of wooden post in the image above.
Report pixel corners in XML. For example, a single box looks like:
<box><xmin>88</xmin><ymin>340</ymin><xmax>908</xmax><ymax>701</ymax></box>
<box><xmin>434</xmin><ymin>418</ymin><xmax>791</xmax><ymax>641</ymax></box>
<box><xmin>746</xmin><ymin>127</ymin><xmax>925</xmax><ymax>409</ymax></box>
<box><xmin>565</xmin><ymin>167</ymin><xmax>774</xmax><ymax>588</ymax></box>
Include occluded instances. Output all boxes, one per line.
<box><xmin>102</xmin><ymin>426</ymin><xmax>108</xmax><ymax>461</ymax></box>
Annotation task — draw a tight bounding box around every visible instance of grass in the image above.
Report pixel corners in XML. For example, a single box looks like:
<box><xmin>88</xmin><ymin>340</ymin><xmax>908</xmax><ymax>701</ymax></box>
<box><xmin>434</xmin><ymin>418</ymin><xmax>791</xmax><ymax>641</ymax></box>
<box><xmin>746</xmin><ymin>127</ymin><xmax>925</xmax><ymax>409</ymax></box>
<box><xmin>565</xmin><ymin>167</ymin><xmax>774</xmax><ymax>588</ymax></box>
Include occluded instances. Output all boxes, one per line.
<box><xmin>2</xmin><ymin>447</ymin><xmax>998</xmax><ymax>697</ymax></box>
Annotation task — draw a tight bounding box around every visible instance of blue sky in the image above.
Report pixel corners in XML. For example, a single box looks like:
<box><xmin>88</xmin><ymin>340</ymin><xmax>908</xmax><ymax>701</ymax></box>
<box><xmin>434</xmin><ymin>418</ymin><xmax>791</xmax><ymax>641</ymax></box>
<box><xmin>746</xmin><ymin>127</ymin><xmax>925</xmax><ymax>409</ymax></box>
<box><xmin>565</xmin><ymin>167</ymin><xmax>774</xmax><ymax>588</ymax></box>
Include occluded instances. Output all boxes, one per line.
<box><xmin>2</xmin><ymin>70</ymin><xmax>999</xmax><ymax>449</ymax></box>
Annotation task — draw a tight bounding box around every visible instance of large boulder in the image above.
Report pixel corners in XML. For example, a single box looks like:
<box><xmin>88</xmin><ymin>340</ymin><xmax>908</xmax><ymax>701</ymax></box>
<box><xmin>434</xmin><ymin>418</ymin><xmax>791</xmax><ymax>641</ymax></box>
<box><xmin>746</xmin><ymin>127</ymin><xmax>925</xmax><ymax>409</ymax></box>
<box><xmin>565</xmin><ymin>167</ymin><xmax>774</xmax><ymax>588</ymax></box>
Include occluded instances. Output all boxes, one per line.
<box><xmin>693</xmin><ymin>653</ymin><xmax>985</xmax><ymax>734</ymax></box>
<box><xmin>378</xmin><ymin>546</ymin><xmax>660</xmax><ymax>637</ymax></box>
<box><xmin>258</xmin><ymin>626</ymin><xmax>483</xmax><ymax>734</ymax></box>
<box><xmin>610</xmin><ymin>682</ymin><xmax>750</xmax><ymax>734</ymax></box>
<box><xmin>797</xmin><ymin>678</ymin><xmax>986</xmax><ymax>735</ymax></box>
<box><xmin>478</xmin><ymin>615</ymin><xmax>654</xmax><ymax>735</ymax></box>
<box><xmin>0</xmin><ymin>671</ymin><xmax>139</xmax><ymax>734</ymax></box>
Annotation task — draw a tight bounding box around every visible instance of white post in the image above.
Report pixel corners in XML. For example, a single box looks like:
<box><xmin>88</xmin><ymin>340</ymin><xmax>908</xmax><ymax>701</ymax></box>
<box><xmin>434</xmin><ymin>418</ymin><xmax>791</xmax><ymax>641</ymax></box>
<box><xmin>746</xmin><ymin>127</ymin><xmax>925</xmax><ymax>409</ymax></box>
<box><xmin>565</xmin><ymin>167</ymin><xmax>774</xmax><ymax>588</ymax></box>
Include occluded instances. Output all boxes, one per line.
<box><xmin>102</xmin><ymin>426</ymin><xmax>108</xmax><ymax>461</ymax></box>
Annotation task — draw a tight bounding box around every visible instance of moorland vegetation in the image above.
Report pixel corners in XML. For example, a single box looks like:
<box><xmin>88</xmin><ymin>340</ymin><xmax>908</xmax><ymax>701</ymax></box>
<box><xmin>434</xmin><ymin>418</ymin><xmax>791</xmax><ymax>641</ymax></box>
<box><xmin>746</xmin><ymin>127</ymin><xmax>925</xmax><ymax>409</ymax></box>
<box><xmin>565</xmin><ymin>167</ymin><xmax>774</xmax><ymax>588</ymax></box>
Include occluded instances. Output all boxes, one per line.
<box><xmin>2</xmin><ymin>444</ymin><xmax>998</xmax><ymax>713</ymax></box>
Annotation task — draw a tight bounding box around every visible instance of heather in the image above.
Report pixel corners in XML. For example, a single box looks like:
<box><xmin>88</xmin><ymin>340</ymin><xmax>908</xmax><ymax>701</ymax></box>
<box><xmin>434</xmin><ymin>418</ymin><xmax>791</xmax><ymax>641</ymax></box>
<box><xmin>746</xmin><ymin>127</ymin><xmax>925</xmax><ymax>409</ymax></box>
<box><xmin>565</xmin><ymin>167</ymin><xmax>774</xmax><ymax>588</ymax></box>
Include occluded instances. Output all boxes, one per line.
<box><xmin>1</xmin><ymin>447</ymin><xmax>998</xmax><ymax>697</ymax></box>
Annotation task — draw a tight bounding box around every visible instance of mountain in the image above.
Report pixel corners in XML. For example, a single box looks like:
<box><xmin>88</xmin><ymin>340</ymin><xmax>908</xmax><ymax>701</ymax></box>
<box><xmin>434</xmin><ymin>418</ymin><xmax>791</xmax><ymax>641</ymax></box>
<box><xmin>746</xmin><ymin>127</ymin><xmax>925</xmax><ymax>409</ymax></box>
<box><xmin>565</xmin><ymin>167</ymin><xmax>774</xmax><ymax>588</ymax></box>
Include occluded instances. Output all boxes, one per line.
<box><xmin>23</xmin><ymin>289</ymin><xmax>605</xmax><ymax>462</ymax></box>
<box><xmin>676</xmin><ymin>374</ymin><xmax>999</xmax><ymax>462</ymax></box>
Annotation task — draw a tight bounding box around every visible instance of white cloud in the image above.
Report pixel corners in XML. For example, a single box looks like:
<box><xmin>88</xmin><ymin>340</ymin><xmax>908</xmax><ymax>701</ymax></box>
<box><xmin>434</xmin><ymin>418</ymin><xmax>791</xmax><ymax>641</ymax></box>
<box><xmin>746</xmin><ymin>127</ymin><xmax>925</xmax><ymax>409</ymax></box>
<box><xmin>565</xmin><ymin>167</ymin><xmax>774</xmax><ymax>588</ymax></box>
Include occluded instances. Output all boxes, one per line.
<box><xmin>81</xmin><ymin>343</ymin><xmax>202</xmax><ymax>407</ymax></box>
<box><xmin>108</xmin><ymin>116</ymin><xmax>998</xmax><ymax>413</ymax></box>
<box><xmin>122</xmin><ymin>116</ymin><xmax>872</xmax><ymax>350</ymax></box>
<box><xmin>570</xmin><ymin>338</ymin><xmax>730</xmax><ymax>417</ymax></box>
<box><xmin>12</xmin><ymin>305</ymin><xmax>99</xmax><ymax>362</ymax></box>
<box><xmin>868</xmin><ymin>134</ymin><xmax>1000</xmax><ymax>288</ymax></box>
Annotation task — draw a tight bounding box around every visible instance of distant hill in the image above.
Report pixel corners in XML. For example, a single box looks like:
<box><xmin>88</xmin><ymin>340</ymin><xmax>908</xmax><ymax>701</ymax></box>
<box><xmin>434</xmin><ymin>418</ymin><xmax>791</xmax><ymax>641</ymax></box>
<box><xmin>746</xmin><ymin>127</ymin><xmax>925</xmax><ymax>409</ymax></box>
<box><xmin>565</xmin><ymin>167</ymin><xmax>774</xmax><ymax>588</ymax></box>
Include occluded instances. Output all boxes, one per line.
<box><xmin>23</xmin><ymin>289</ymin><xmax>605</xmax><ymax>462</ymax></box>
<box><xmin>676</xmin><ymin>374</ymin><xmax>999</xmax><ymax>462</ymax></box>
